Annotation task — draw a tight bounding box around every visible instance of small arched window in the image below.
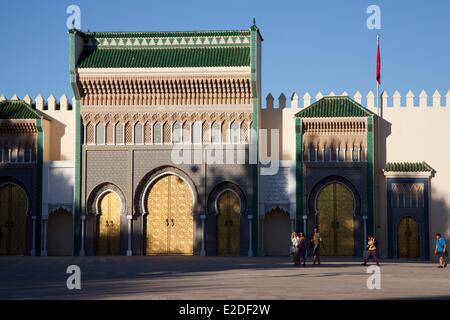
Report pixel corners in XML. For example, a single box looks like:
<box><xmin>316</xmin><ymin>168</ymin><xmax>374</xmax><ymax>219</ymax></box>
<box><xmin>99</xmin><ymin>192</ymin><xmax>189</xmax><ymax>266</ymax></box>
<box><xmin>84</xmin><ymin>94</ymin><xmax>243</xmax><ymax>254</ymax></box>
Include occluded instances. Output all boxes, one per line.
<box><xmin>172</xmin><ymin>122</ymin><xmax>182</xmax><ymax>144</ymax></box>
<box><xmin>115</xmin><ymin>123</ymin><xmax>124</xmax><ymax>144</ymax></box>
<box><xmin>134</xmin><ymin>123</ymin><xmax>143</xmax><ymax>144</ymax></box>
<box><xmin>95</xmin><ymin>123</ymin><xmax>105</xmax><ymax>145</ymax></box>
<box><xmin>230</xmin><ymin>121</ymin><xmax>240</xmax><ymax>144</ymax></box>
<box><xmin>211</xmin><ymin>122</ymin><xmax>221</xmax><ymax>144</ymax></box>
<box><xmin>191</xmin><ymin>122</ymin><xmax>202</xmax><ymax>144</ymax></box>
<box><xmin>86</xmin><ymin>123</ymin><xmax>95</xmax><ymax>144</ymax></box>
<box><xmin>153</xmin><ymin>123</ymin><xmax>162</xmax><ymax>144</ymax></box>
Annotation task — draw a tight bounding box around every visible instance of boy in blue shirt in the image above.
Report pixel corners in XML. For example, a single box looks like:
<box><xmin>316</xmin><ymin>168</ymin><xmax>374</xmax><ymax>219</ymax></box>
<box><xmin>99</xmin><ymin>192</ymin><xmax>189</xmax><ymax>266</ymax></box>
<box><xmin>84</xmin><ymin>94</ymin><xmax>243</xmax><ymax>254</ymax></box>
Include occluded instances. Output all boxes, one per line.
<box><xmin>435</xmin><ymin>233</ymin><xmax>447</xmax><ymax>268</ymax></box>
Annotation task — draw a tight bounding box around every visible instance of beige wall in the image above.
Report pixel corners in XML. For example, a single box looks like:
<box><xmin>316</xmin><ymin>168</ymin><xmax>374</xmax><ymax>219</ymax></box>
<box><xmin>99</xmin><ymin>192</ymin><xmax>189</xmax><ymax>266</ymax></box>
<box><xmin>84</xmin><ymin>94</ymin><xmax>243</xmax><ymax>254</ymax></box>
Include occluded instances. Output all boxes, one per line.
<box><xmin>36</xmin><ymin>95</ymin><xmax>76</xmax><ymax>161</ymax></box>
<box><xmin>380</xmin><ymin>97</ymin><xmax>450</xmax><ymax>258</ymax></box>
<box><xmin>42</xmin><ymin>119</ymin><xmax>51</xmax><ymax>161</ymax></box>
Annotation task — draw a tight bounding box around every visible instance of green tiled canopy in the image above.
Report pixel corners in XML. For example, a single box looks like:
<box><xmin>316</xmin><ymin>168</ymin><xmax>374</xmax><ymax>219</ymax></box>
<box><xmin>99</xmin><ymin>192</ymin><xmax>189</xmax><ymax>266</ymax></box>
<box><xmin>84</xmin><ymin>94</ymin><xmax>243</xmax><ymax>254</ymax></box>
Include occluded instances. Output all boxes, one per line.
<box><xmin>0</xmin><ymin>100</ymin><xmax>46</xmax><ymax>120</ymax></box>
<box><xmin>77</xmin><ymin>47</ymin><xmax>250</xmax><ymax>68</ymax></box>
<box><xmin>295</xmin><ymin>96</ymin><xmax>374</xmax><ymax>118</ymax></box>
<box><xmin>384</xmin><ymin>162</ymin><xmax>433</xmax><ymax>172</ymax></box>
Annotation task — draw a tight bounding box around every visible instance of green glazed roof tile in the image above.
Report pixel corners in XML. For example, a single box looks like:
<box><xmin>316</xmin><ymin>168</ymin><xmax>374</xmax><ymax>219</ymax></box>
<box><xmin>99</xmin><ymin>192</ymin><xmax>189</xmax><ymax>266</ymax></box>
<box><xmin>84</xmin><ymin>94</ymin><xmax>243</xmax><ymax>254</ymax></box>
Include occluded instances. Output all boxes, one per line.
<box><xmin>0</xmin><ymin>100</ymin><xmax>47</xmax><ymax>120</ymax></box>
<box><xmin>384</xmin><ymin>162</ymin><xmax>433</xmax><ymax>172</ymax></box>
<box><xmin>81</xmin><ymin>30</ymin><xmax>251</xmax><ymax>38</ymax></box>
<box><xmin>295</xmin><ymin>96</ymin><xmax>374</xmax><ymax>118</ymax></box>
<box><xmin>77</xmin><ymin>47</ymin><xmax>250</xmax><ymax>68</ymax></box>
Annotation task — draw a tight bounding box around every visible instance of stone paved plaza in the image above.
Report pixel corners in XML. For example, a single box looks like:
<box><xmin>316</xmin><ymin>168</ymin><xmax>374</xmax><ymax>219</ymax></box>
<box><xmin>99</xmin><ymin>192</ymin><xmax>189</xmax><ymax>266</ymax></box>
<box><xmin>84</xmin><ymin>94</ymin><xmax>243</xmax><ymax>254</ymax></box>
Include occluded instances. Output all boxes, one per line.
<box><xmin>0</xmin><ymin>256</ymin><xmax>449</xmax><ymax>300</ymax></box>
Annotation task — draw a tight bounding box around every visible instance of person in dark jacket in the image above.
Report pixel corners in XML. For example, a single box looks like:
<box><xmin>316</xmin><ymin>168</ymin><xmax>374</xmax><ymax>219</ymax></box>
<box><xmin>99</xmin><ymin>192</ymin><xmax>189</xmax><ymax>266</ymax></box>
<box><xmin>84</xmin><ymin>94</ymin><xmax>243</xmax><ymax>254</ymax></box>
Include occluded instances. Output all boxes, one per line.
<box><xmin>298</xmin><ymin>232</ymin><xmax>307</xmax><ymax>266</ymax></box>
<box><xmin>362</xmin><ymin>235</ymin><xmax>380</xmax><ymax>266</ymax></box>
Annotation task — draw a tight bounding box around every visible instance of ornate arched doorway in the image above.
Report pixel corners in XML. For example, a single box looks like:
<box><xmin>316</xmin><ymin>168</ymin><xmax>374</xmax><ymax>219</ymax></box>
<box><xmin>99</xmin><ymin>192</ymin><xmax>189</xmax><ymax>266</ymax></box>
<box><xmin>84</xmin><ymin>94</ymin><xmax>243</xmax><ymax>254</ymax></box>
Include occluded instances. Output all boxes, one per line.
<box><xmin>96</xmin><ymin>191</ymin><xmax>121</xmax><ymax>255</ymax></box>
<box><xmin>145</xmin><ymin>174</ymin><xmax>193</xmax><ymax>255</ymax></box>
<box><xmin>316</xmin><ymin>182</ymin><xmax>354</xmax><ymax>256</ymax></box>
<box><xmin>47</xmin><ymin>208</ymin><xmax>73</xmax><ymax>256</ymax></box>
<box><xmin>0</xmin><ymin>184</ymin><xmax>27</xmax><ymax>255</ymax></box>
<box><xmin>263</xmin><ymin>208</ymin><xmax>291</xmax><ymax>256</ymax></box>
<box><xmin>397</xmin><ymin>216</ymin><xmax>420</xmax><ymax>259</ymax></box>
<box><xmin>217</xmin><ymin>190</ymin><xmax>240</xmax><ymax>255</ymax></box>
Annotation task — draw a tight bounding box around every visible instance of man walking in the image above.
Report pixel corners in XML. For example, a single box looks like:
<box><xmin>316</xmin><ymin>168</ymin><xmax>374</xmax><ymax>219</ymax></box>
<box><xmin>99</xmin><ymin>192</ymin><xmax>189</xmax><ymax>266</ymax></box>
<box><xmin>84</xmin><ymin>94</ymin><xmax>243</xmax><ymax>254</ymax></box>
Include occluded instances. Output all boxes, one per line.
<box><xmin>435</xmin><ymin>233</ymin><xmax>448</xmax><ymax>268</ymax></box>
<box><xmin>311</xmin><ymin>227</ymin><xmax>322</xmax><ymax>265</ymax></box>
<box><xmin>362</xmin><ymin>235</ymin><xmax>380</xmax><ymax>266</ymax></box>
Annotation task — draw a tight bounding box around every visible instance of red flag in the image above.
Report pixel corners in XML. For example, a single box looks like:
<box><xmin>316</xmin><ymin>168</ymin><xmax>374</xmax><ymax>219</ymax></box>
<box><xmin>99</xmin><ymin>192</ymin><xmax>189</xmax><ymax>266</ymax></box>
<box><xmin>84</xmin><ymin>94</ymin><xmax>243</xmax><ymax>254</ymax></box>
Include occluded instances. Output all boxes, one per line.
<box><xmin>376</xmin><ymin>36</ymin><xmax>381</xmax><ymax>85</ymax></box>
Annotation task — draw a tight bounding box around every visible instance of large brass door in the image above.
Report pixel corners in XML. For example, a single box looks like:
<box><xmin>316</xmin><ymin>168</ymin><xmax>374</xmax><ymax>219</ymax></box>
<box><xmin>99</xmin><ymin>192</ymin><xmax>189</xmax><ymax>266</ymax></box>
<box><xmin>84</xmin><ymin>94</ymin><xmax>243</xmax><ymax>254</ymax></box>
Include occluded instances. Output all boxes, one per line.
<box><xmin>397</xmin><ymin>216</ymin><xmax>420</xmax><ymax>258</ymax></box>
<box><xmin>97</xmin><ymin>191</ymin><xmax>121</xmax><ymax>255</ymax></box>
<box><xmin>0</xmin><ymin>184</ymin><xmax>27</xmax><ymax>255</ymax></box>
<box><xmin>316</xmin><ymin>182</ymin><xmax>354</xmax><ymax>256</ymax></box>
<box><xmin>217</xmin><ymin>191</ymin><xmax>240</xmax><ymax>255</ymax></box>
<box><xmin>146</xmin><ymin>175</ymin><xmax>193</xmax><ymax>255</ymax></box>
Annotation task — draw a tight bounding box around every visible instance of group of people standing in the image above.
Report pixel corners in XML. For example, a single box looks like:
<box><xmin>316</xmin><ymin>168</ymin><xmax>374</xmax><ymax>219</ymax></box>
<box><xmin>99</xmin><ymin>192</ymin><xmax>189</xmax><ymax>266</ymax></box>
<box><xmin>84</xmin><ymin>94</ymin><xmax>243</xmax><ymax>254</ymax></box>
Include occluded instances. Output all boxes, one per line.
<box><xmin>291</xmin><ymin>228</ymin><xmax>448</xmax><ymax>268</ymax></box>
<box><xmin>290</xmin><ymin>227</ymin><xmax>323</xmax><ymax>266</ymax></box>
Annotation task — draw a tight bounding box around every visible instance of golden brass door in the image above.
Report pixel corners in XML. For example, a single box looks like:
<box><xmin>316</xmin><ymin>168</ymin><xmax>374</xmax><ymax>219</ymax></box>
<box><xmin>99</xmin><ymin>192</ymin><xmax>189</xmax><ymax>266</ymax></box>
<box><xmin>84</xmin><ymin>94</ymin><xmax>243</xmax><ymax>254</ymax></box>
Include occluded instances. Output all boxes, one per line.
<box><xmin>169</xmin><ymin>175</ymin><xmax>193</xmax><ymax>255</ymax></box>
<box><xmin>397</xmin><ymin>216</ymin><xmax>420</xmax><ymax>258</ymax></box>
<box><xmin>217</xmin><ymin>191</ymin><xmax>240</xmax><ymax>255</ymax></box>
<box><xmin>97</xmin><ymin>191</ymin><xmax>121</xmax><ymax>255</ymax></box>
<box><xmin>317</xmin><ymin>182</ymin><xmax>354</xmax><ymax>256</ymax></box>
<box><xmin>0</xmin><ymin>184</ymin><xmax>27</xmax><ymax>255</ymax></box>
<box><xmin>146</xmin><ymin>175</ymin><xmax>193</xmax><ymax>255</ymax></box>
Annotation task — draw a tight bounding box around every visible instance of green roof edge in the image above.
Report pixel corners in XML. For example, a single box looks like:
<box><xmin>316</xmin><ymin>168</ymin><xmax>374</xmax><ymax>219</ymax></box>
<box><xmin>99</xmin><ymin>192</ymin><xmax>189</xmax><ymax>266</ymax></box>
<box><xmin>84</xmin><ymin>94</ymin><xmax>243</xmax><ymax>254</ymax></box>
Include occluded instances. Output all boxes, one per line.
<box><xmin>294</xmin><ymin>96</ymin><xmax>376</xmax><ymax>118</ymax></box>
<box><xmin>384</xmin><ymin>161</ymin><xmax>434</xmax><ymax>172</ymax></box>
<box><xmin>0</xmin><ymin>100</ymin><xmax>50</xmax><ymax>120</ymax></box>
<box><xmin>74</xmin><ymin>29</ymin><xmax>251</xmax><ymax>39</ymax></box>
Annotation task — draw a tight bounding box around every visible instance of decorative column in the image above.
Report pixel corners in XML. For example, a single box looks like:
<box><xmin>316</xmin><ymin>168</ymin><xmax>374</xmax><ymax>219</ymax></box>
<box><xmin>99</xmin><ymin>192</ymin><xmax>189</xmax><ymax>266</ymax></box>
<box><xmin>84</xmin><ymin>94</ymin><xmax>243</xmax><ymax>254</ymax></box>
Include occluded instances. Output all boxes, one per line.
<box><xmin>363</xmin><ymin>215</ymin><xmax>368</xmax><ymax>255</ymax></box>
<box><xmin>247</xmin><ymin>215</ymin><xmax>253</xmax><ymax>256</ymax></box>
<box><xmin>41</xmin><ymin>217</ymin><xmax>48</xmax><ymax>256</ymax></box>
<box><xmin>126</xmin><ymin>215</ymin><xmax>133</xmax><ymax>256</ymax></box>
<box><xmin>302</xmin><ymin>215</ymin><xmax>308</xmax><ymax>256</ymax></box>
<box><xmin>200</xmin><ymin>214</ymin><xmax>206</xmax><ymax>256</ymax></box>
<box><xmin>302</xmin><ymin>215</ymin><xmax>307</xmax><ymax>236</ymax></box>
<box><xmin>30</xmin><ymin>216</ymin><xmax>37</xmax><ymax>256</ymax></box>
<box><xmin>259</xmin><ymin>217</ymin><xmax>265</xmax><ymax>256</ymax></box>
<box><xmin>79</xmin><ymin>215</ymin><xmax>86</xmax><ymax>256</ymax></box>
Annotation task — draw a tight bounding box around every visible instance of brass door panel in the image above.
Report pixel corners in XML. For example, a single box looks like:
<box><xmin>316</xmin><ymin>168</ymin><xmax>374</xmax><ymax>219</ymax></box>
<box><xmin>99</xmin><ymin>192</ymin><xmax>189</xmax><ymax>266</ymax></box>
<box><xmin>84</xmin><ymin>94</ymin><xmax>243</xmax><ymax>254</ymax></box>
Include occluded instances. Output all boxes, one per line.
<box><xmin>169</xmin><ymin>175</ymin><xmax>193</xmax><ymax>255</ymax></box>
<box><xmin>146</xmin><ymin>175</ymin><xmax>193</xmax><ymax>255</ymax></box>
<box><xmin>317</xmin><ymin>184</ymin><xmax>334</xmax><ymax>255</ymax></box>
<box><xmin>0</xmin><ymin>184</ymin><xmax>27</xmax><ymax>255</ymax></box>
<box><xmin>97</xmin><ymin>191</ymin><xmax>121</xmax><ymax>255</ymax></box>
<box><xmin>217</xmin><ymin>193</ymin><xmax>229</xmax><ymax>256</ymax></box>
<box><xmin>146</xmin><ymin>176</ymin><xmax>170</xmax><ymax>255</ymax></box>
<box><xmin>397</xmin><ymin>216</ymin><xmax>420</xmax><ymax>258</ymax></box>
<box><xmin>217</xmin><ymin>191</ymin><xmax>240</xmax><ymax>256</ymax></box>
<box><xmin>317</xmin><ymin>182</ymin><xmax>354</xmax><ymax>256</ymax></box>
<box><xmin>335</xmin><ymin>184</ymin><xmax>354</xmax><ymax>256</ymax></box>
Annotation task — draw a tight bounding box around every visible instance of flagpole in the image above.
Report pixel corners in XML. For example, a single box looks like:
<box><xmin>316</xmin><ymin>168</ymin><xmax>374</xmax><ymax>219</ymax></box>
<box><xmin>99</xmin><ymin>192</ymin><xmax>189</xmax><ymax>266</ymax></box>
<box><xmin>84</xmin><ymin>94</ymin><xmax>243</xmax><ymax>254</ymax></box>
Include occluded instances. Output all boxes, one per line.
<box><xmin>377</xmin><ymin>81</ymin><xmax>380</xmax><ymax>115</ymax></box>
<box><xmin>376</xmin><ymin>34</ymin><xmax>380</xmax><ymax>116</ymax></box>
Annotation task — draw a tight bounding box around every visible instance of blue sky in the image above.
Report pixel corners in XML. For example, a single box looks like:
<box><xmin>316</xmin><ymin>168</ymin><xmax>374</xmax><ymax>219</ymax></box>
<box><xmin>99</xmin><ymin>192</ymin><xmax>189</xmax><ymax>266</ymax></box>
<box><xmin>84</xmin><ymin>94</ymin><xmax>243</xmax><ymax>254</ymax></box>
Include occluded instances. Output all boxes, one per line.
<box><xmin>0</xmin><ymin>0</ymin><xmax>449</xmax><ymax>102</ymax></box>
